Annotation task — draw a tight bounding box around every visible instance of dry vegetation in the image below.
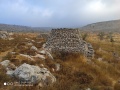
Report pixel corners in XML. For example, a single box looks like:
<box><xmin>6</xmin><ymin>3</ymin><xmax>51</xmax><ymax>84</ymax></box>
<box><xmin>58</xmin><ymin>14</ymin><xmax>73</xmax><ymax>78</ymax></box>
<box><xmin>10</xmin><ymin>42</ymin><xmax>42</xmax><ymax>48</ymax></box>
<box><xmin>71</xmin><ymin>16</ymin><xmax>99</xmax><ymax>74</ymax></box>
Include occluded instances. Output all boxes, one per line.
<box><xmin>0</xmin><ymin>32</ymin><xmax>120</xmax><ymax>90</ymax></box>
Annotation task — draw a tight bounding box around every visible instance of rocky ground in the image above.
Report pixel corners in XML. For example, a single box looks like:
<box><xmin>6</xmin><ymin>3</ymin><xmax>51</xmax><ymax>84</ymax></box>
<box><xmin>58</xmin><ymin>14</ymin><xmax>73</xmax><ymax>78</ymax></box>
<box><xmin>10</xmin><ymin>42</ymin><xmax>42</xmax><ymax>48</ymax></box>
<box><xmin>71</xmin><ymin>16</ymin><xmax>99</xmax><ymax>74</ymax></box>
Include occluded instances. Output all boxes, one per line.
<box><xmin>0</xmin><ymin>31</ymin><xmax>120</xmax><ymax>90</ymax></box>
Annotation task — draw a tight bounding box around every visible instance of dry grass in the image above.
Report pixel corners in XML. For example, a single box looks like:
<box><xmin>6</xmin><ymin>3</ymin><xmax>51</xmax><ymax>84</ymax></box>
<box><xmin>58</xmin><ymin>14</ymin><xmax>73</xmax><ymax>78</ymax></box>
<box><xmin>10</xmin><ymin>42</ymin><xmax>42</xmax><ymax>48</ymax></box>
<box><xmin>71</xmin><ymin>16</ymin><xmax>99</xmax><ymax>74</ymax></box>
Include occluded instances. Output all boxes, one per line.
<box><xmin>0</xmin><ymin>32</ymin><xmax>120</xmax><ymax>90</ymax></box>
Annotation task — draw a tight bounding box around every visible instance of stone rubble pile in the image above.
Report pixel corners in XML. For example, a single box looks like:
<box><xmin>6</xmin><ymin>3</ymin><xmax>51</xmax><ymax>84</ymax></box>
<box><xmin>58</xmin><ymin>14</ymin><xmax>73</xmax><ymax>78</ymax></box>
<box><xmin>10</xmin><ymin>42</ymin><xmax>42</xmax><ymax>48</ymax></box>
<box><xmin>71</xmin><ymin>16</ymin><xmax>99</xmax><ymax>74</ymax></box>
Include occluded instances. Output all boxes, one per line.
<box><xmin>45</xmin><ymin>28</ymin><xmax>94</xmax><ymax>58</ymax></box>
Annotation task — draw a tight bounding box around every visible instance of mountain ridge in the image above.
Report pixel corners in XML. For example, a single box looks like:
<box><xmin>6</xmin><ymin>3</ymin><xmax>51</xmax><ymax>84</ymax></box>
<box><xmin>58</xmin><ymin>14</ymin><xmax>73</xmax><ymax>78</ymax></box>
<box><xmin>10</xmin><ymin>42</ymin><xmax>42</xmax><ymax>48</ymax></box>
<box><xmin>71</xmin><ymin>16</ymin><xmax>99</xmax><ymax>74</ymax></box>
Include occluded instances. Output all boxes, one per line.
<box><xmin>81</xmin><ymin>19</ymin><xmax>120</xmax><ymax>32</ymax></box>
<box><xmin>0</xmin><ymin>24</ymin><xmax>52</xmax><ymax>32</ymax></box>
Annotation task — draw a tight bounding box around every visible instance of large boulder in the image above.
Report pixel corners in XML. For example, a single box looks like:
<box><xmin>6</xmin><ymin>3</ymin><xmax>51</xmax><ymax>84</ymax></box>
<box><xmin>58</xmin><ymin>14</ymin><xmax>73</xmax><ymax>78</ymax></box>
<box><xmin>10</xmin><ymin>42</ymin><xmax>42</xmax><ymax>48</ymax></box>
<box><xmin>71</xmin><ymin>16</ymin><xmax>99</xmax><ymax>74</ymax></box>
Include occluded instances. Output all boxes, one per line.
<box><xmin>13</xmin><ymin>63</ymin><xmax>56</xmax><ymax>86</ymax></box>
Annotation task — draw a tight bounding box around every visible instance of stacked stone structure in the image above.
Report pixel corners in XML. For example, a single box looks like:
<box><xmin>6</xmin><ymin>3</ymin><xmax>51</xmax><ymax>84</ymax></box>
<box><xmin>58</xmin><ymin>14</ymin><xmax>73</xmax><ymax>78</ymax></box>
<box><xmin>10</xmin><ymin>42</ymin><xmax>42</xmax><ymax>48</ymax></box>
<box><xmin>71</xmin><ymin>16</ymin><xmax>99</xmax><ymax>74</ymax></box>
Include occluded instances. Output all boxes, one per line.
<box><xmin>45</xmin><ymin>28</ymin><xmax>94</xmax><ymax>58</ymax></box>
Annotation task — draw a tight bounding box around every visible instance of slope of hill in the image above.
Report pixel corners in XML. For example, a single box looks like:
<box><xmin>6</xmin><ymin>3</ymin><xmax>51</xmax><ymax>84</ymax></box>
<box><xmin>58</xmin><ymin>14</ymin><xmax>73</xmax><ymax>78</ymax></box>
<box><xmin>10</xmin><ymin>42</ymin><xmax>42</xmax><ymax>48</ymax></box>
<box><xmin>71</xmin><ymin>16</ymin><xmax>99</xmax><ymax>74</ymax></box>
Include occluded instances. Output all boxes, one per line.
<box><xmin>81</xmin><ymin>19</ymin><xmax>120</xmax><ymax>32</ymax></box>
<box><xmin>0</xmin><ymin>24</ymin><xmax>52</xmax><ymax>32</ymax></box>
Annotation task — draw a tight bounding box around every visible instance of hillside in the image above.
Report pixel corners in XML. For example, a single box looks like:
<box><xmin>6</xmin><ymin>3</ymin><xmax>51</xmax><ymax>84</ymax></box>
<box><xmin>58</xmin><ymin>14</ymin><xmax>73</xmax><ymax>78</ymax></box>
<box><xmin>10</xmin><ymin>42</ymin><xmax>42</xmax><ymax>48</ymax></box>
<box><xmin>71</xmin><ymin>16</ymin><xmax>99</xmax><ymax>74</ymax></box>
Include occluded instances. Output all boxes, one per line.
<box><xmin>81</xmin><ymin>19</ymin><xmax>120</xmax><ymax>32</ymax></box>
<box><xmin>0</xmin><ymin>24</ymin><xmax>52</xmax><ymax>32</ymax></box>
<box><xmin>0</xmin><ymin>29</ymin><xmax>120</xmax><ymax>90</ymax></box>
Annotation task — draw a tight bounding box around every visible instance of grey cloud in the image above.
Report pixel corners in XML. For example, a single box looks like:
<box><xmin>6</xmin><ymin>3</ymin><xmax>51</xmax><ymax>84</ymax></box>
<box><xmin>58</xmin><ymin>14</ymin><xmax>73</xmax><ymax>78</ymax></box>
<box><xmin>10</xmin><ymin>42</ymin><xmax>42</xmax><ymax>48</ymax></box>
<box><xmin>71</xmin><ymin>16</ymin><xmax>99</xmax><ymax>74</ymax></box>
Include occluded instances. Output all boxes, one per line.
<box><xmin>0</xmin><ymin>0</ymin><xmax>120</xmax><ymax>27</ymax></box>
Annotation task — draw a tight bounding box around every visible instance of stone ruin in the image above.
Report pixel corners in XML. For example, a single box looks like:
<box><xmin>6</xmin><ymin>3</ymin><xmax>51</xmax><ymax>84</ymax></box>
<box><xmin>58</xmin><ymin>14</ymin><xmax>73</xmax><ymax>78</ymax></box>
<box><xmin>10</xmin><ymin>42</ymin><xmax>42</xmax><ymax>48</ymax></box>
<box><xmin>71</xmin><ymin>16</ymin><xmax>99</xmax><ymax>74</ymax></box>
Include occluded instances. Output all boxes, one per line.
<box><xmin>45</xmin><ymin>28</ymin><xmax>94</xmax><ymax>58</ymax></box>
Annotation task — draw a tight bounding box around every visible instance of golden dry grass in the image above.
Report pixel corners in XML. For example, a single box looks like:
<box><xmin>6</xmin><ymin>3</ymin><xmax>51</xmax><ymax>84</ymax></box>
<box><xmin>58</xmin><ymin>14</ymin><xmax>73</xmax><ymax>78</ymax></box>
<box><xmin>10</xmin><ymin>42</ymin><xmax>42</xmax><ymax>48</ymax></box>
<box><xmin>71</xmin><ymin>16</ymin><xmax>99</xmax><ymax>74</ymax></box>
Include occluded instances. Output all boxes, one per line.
<box><xmin>0</xmin><ymin>32</ymin><xmax>120</xmax><ymax>90</ymax></box>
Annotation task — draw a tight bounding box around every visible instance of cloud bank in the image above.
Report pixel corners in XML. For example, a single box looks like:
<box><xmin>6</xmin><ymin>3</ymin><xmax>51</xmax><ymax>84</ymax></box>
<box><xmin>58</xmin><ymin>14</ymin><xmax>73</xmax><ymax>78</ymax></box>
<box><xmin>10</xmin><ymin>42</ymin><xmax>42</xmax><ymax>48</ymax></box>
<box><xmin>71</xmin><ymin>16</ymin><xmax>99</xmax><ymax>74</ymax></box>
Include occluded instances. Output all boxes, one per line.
<box><xmin>0</xmin><ymin>0</ymin><xmax>120</xmax><ymax>27</ymax></box>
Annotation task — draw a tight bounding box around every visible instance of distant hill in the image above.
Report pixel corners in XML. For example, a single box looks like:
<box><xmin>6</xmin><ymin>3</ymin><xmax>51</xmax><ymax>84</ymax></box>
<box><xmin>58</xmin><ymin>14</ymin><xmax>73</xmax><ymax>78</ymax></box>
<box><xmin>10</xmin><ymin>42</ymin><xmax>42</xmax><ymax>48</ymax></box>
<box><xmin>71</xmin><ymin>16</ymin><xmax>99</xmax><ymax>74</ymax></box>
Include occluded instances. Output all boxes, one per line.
<box><xmin>0</xmin><ymin>24</ymin><xmax>52</xmax><ymax>32</ymax></box>
<box><xmin>81</xmin><ymin>19</ymin><xmax>120</xmax><ymax>32</ymax></box>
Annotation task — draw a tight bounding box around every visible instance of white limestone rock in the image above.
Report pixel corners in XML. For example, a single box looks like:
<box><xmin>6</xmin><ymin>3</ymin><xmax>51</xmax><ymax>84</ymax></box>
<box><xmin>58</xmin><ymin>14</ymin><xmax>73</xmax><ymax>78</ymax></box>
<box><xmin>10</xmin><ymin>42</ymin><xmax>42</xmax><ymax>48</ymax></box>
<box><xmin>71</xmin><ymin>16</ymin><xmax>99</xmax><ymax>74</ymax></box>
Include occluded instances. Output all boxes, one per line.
<box><xmin>9</xmin><ymin>32</ymin><xmax>14</xmax><ymax>36</ymax></box>
<box><xmin>30</xmin><ymin>46</ymin><xmax>38</xmax><ymax>51</ymax></box>
<box><xmin>0</xmin><ymin>31</ymin><xmax>9</xmax><ymax>39</ymax></box>
<box><xmin>27</xmin><ymin>42</ymin><xmax>33</xmax><ymax>46</ymax></box>
<box><xmin>40</xmin><ymin>64</ymin><xmax>44</xmax><ymax>68</ymax></box>
<box><xmin>97</xmin><ymin>58</ymin><xmax>103</xmax><ymax>61</ymax></box>
<box><xmin>8</xmin><ymin>38</ymin><xmax>14</xmax><ymax>40</ymax></box>
<box><xmin>0</xmin><ymin>60</ymin><xmax>10</xmax><ymax>67</ymax></box>
<box><xmin>39</xmin><ymin>50</ymin><xmax>46</xmax><ymax>55</ymax></box>
<box><xmin>13</xmin><ymin>63</ymin><xmax>56</xmax><ymax>85</ymax></box>
<box><xmin>45</xmin><ymin>51</ymin><xmax>54</xmax><ymax>60</ymax></box>
<box><xmin>42</xmin><ymin>44</ymin><xmax>46</xmax><ymax>48</ymax></box>
<box><xmin>37</xmin><ymin>42</ymin><xmax>42</xmax><ymax>44</ymax></box>
<box><xmin>32</xmin><ymin>54</ymin><xmax>45</xmax><ymax>60</ymax></box>
<box><xmin>19</xmin><ymin>54</ymin><xmax>34</xmax><ymax>61</ymax></box>
<box><xmin>55</xmin><ymin>63</ymin><xmax>60</xmax><ymax>71</ymax></box>
<box><xmin>31</xmin><ymin>40</ymin><xmax>35</xmax><ymax>42</ymax></box>
<box><xmin>86</xmin><ymin>88</ymin><xmax>91</xmax><ymax>90</ymax></box>
<box><xmin>6</xmin><ymin>70</ymin><xmax>14</xmax><ymax>76</ymax></box>
<box><xmin>1</xmin><ymin>60</ymin><xmax>16</xmax><ymax>76</ymax></box>
<box><xmin>9</xmin><ymin>52</ymin><xmax>16</xmax><ymax>55</ymax></box>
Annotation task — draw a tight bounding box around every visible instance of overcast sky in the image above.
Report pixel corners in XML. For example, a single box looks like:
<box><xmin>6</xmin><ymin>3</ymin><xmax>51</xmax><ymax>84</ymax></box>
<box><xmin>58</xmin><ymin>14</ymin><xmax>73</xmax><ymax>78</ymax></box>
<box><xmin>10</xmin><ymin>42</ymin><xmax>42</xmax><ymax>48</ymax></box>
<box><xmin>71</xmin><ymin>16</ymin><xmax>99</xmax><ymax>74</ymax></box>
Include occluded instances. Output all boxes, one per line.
<box><xmin>0</xmin><ymin>0</ymin><xmax>120</xmax><ymax>27</ymax></box>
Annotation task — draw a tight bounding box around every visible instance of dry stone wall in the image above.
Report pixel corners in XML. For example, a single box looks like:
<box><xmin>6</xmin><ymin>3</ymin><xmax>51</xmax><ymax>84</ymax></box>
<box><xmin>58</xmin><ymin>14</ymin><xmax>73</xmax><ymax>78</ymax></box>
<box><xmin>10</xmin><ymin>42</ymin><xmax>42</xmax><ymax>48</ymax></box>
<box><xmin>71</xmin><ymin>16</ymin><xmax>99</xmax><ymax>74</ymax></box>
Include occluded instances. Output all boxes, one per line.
<box><xmin>45</xmin><ymin>28</ymin><xmax>94</xmax><ymax>58</ymax></box>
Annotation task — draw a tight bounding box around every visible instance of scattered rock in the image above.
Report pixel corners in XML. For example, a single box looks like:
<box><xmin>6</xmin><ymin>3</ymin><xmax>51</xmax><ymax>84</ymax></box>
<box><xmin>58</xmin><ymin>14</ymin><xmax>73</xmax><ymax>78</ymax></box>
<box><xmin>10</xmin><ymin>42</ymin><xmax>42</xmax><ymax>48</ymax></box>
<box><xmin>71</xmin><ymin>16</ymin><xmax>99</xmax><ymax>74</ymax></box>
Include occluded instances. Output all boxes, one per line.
<box><xmin>32</xmin><ymin>54</ymin><xmax>45</xmax><ymax>60</ymax></box>
<box><xmin>9</xmin><ymin>32</ymin><xmax>14</xmax><ymax>36</ymax></box>
<box><xmin>39</xmin><ymin>50</ymin><xmax>46</xmax><ymax>55</ymax></box>
<box><xmin>0</xmin><ymin>60</ymin><xmax>10</xmax><ymax>67</ymax></box>
<box><xmin>6</xmin><ymin>70</ymin><xmax>14</xmax><ymax>76</ymax></box>
<box><xmin>37</xmin><ymin>42</ymin><xmax>42</xmax><ymax>44</ymax></box>
<box><xmin>0</xmin><ymin>31</ymin><xmax>10</xmax><ymax>39</ymax></box>
<box><xmin>8</xmin><ymin>52</ymin><xmax>16</xmax><ymax>55</ymax></box>
<box><xmin>8</xmin><ymin>37</ymin><xmax>14</xmax><ymax>40</ymax></box>
<box><xmin>86</xmin><ymin>88</ymin><xmax>91</xmax><ymax>90</ymax></box>
<box><xmin>97</xmin><ymin>58</ymin><xmax>103</xmax><ymax>61</ymax></box>
<box><xmin>27</xmin><ymin>42</ymin><xmax>33</xmax><ymax>46</ymax></box>
<box><xmin>25</xmin><ymin>38</ymin><xmax>29</xmax><ymax>40</ymax></box>
<box><xmin>31</xmin><ymin>40</ymin><xmax>35</xmax><ymax>42</ymax></box>
<box><xmin>16</xmin><ymin>54</ymin><xmax>34</xmax><ymax>61</ymax></box>
<box><xmin>1</xmin><ymin>60</ymin><xmax>16</xmax><ymax>76</ymax></box>
<box><xmin>52</xmin><ymin>68</ymin><xmax>55</xmax><ymax>72</ymax></box>
<box><xmin>40</xmin><ymin>64</ymin><xmax>44</xmax><ymax>68</ymax></box>
<box><xmin>8</xmin><ymin>63</ymin><xmax>16</xmax><ymax>70</ymax></box>
<box><xmin>42</xmin><ymin>44</ymin><xmax>46</xmax><ymax>48</ymax></box>
<box><xmin>45</xmin><ymin>51</ymin><xmax>54</xmax><ymax>60</ymax></box>
<box><xmin>55</xmin><ymin>63</ymin><xmax>60</xmax><ymax>71</ymax></box>
<box><xmin>30</xmin><ymin>46</ymin><xmax>38</xmax><ymax>52</ymax></box>
<box><xmin>0</xmin><ymin>60</ymin><xmax>16</xmax><ymax>69</ymax></box>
